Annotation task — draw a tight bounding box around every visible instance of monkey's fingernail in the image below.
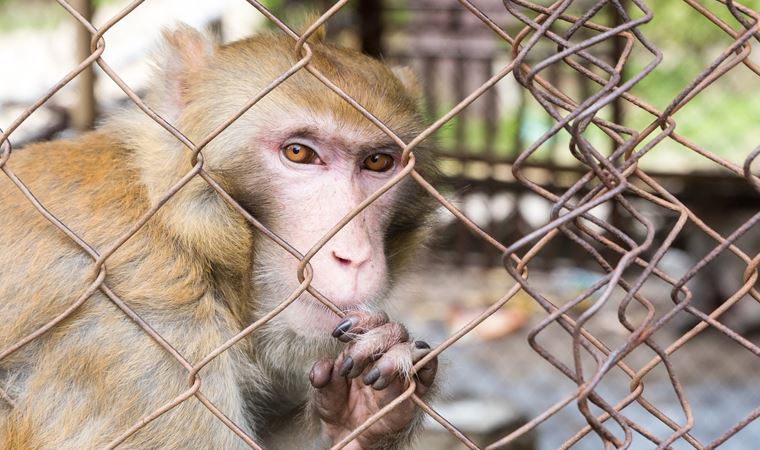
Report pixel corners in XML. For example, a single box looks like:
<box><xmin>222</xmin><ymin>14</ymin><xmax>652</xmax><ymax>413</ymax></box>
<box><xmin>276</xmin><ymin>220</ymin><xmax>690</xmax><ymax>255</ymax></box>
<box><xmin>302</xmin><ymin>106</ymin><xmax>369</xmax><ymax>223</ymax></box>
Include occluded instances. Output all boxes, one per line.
<box><xmin>339</xmin><ymin>356</ymin><xmax>354</xmax><ymax>376</ymax></box>
<box><xmin>332</xmin><ymin>319</ymin><xmax>353</xmax><ymax>338</ymax></box>
<box><xmin>415</xmin><ymin>340</ymin><xmax>430</xmax><ymax>349</ymax></box>
<box><xmin>363</xmin><ymin>367</ymin><xmax>381</xmax><ymax>385</ymax></box>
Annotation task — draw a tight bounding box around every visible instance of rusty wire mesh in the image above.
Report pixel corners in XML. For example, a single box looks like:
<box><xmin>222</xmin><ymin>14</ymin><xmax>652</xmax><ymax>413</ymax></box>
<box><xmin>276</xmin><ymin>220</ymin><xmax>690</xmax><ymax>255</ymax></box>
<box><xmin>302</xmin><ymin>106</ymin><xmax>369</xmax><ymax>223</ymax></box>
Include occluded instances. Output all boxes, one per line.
<box><xmin>1</xmin><ymin>0</ymin><xmax>760</xmax><ymax>449</ymax></box>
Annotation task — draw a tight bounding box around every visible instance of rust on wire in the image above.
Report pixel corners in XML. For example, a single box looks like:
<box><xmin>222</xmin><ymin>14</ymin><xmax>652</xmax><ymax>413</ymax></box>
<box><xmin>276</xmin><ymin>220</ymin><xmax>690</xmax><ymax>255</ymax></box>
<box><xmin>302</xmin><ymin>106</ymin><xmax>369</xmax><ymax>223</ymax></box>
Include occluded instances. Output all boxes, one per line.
<box><xmin>0</xmin><ymin>0</ymin><xmax>759</xmax><ymax>449</ymax></box>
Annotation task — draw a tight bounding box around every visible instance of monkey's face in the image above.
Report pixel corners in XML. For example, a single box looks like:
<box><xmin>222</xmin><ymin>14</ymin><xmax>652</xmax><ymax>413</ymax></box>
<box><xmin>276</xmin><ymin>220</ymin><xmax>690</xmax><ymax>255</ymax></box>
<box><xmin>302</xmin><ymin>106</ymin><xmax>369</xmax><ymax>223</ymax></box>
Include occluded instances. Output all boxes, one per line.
<box><xmin>185</xmin><ymin>41</ymin><xmax>428</xmax><ymax>337</ymax></box>
<box><xmin>247</xmin><ymin>117</ymin><xmax>411</xmax><ymax>336</ymax></box>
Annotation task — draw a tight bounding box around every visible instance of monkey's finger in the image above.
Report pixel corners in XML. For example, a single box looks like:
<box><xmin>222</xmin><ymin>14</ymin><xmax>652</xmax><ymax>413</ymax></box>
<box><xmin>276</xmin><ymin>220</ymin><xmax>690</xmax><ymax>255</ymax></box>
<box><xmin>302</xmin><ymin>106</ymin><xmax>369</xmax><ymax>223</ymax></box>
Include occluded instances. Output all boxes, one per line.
<box><xmin>332</xmin><ymin>310</ymin><xmax>389</xmax><ymax>343</ymax></box>
<box><xmin>309</xmin><ymin>358</ymin><xmax>334</xmax><ymax>389</ymax></box>
<box><xmin>412</xmin><ymin>341</ymin><xmax>438</xmax><ymax>397</ymax></box>
<box><xmin>342</xmin><ymin>322</ymin><xmax>409</xmax><ymax>379</ymax></box>
<box><xmin>363</xmin><ymin>340</ymin><xmax>437</xmax><ymax>395</ymax></box>
<box><xmin>312</xmin><ymin>356</ymin><xmax>350</xmax><ymax>421</ymax></box>
<box><xmin>361</xmin><ymin>341</ymin><xmax>413</xmax><ymax>390</ymax></box>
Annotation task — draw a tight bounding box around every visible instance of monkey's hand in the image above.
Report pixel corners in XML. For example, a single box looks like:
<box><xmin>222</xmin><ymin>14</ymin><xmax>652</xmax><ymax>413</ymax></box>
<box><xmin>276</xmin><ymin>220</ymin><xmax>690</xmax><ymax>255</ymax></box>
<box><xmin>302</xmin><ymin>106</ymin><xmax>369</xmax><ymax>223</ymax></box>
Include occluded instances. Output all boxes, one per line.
<box><xmin>309</xmin><ymin>311</ymin><xmax>438</xmax><ymax>450</ymax></box>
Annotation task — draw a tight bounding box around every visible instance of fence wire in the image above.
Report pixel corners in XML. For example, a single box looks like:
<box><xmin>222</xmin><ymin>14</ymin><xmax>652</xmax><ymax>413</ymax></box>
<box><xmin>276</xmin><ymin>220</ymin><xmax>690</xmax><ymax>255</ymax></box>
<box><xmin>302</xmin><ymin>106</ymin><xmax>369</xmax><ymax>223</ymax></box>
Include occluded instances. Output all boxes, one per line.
<box><xmin>1</xmin><ymin>0</ymin><xmax>759</xmax><ymax>449</ymax></box>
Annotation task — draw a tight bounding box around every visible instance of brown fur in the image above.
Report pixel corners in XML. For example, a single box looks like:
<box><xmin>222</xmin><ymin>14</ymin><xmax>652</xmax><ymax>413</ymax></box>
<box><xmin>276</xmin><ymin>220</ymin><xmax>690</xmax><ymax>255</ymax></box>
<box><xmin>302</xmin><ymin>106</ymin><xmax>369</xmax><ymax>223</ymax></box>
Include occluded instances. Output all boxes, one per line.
<box><xmin>0</xmin><ymin>27</ymin><xmax>433</xmax><ymax>449</ymax></box>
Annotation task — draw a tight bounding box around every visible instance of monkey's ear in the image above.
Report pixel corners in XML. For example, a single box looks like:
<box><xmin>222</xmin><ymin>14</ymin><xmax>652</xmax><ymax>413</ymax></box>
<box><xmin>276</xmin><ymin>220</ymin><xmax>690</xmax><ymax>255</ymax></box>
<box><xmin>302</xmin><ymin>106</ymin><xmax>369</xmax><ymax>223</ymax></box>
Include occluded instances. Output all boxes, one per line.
<box><xmin>392</xmin><ymin>66</ymin><xmax>421</xmax><ymax>99</ymax></box>
<box><xmin>297</xmin><ymin>12</ymin><xmax>327</xmax><ymax>43</ymax></box>
<box><xmin>154</xmin><ymin>24</ymin><xmax>214</xmax><ymax>116</ymax></box>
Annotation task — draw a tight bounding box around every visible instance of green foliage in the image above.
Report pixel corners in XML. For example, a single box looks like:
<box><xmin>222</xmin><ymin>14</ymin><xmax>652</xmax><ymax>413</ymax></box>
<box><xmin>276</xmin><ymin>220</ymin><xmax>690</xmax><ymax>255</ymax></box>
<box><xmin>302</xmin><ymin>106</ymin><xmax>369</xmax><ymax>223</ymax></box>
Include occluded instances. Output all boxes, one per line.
<box><xmin>622</xmin><ymin>0</ymin><xmax>760</xmax><ymax>168</ymax></box>
<box><xmin>0</xmin><ymin>0</ymin><xmax>65</xmax><ymax>31</ymax></box>
<box><xmin>0</xmin><ymin>0</ymin><xmax>121</xmax><ymax>31</ymax></box>
<box><xmin>636</xmin><ymin>0</ymin><xmax>760</xmax><ymax>49</ymax></box>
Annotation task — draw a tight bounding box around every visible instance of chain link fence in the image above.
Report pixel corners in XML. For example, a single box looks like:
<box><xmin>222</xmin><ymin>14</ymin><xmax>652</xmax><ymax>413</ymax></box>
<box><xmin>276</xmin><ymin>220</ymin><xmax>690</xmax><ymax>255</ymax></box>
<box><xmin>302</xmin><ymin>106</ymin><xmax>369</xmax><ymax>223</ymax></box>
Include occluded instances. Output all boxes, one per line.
<box><xmin>1</xmin><ymin>0</ymin><xmax>759</xmax><ymax>449</ymax></box>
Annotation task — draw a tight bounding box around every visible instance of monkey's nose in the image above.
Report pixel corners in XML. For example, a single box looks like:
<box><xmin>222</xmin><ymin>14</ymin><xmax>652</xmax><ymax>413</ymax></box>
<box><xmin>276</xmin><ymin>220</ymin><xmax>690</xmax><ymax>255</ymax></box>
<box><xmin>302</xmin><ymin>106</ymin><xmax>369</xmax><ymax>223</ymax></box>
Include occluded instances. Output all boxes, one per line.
<box><xmin>331</xmin><ymin>250</ymin><xmax>369</xmax><ymax>269</ymax></box>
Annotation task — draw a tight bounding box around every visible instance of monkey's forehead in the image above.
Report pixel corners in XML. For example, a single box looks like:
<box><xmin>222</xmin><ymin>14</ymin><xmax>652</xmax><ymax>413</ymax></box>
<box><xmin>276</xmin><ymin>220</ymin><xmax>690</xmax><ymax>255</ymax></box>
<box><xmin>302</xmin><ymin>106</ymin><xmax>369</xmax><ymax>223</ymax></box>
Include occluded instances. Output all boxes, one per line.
<box><xmin>213</xmin><ymin>35</ymin><xmax>421</xmax><ymax>124</ymax></box>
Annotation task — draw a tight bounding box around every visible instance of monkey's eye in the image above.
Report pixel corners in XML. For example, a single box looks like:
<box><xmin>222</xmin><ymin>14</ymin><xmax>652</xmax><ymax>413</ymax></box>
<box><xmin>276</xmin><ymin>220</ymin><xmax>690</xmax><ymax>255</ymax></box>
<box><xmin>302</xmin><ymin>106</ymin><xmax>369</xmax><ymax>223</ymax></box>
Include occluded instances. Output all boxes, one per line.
<box><xmin>363</xmin><ymin>153</ymin><xmax>394</xmax><ymax>172</ymax></box>
<box><xmin>283</xmin><ymin>143</ymin><xmax>319</xmax><ymax>164</ymax></box>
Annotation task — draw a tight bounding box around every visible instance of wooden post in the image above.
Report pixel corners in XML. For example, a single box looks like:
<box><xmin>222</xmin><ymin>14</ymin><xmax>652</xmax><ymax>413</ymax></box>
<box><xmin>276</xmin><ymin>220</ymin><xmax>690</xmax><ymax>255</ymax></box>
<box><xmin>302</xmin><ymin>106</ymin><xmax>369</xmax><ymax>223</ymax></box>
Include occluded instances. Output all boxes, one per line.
<box><xmin>609</xmin><ymin>0</ymin><xmax>628</xmax><ymax>232</ymax></box>
<box><xmin>610</xmin><ymin>0</ymin><xmax>628</xmax><ymax>153</ymax></box>
<box><xmin>71</xmin><ymin>0</ymin><xmax>96</xmax><ymax>131</ymax></box>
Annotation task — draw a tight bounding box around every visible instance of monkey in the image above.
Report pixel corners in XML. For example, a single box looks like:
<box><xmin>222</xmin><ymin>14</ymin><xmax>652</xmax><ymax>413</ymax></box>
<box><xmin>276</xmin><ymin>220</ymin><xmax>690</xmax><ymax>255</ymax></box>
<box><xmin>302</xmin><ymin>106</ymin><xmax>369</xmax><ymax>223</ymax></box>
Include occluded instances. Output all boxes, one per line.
<box><xmin>0</xmin><ymin>23</ymin><xmax>438</xmax><ymax>449</ymax></box>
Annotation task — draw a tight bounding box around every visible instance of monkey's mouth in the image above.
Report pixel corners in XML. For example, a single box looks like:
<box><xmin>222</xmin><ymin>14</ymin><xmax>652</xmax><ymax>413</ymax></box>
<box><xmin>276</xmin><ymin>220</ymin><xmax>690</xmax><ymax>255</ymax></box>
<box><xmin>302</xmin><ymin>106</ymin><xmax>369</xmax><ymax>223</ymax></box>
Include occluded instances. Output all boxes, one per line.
<box><xmin>298</xmin><ymin>293</ymin><xmax>363</xmax><ymax>314</ymax></box>
<box><xmin>283</xmin><ymin>295</ymin><xmax>365</xmax><ymax>336</ymax></box>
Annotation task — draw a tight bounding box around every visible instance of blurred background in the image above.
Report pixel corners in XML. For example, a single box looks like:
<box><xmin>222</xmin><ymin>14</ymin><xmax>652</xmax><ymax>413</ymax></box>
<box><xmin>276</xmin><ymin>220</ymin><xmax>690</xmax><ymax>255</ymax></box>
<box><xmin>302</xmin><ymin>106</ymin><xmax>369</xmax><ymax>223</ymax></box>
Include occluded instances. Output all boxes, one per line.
<box><xmin>1</xmin><ymin>1</ymin><xmax>759</xmax><ymax>448</ymax></box>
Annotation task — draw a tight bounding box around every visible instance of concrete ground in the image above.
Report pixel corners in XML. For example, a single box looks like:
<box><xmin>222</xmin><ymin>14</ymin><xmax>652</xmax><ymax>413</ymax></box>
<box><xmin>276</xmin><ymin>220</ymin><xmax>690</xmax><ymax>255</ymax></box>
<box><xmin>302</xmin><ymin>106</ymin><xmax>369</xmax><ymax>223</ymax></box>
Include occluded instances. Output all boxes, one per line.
<box><xmin>391</xmin><ymin>263</ymin><xmax>760</xmax><ymax>450</ymax></box>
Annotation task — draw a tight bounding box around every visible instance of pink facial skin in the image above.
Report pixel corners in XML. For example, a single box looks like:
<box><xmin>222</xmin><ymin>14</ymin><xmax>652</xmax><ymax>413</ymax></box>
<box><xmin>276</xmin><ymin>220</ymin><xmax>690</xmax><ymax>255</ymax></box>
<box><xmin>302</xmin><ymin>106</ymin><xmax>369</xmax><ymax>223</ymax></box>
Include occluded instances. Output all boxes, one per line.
<box><xmin>254</xmin><ymin>121</ymin><xmax>404</xmax><ymax>336</ymax></box>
